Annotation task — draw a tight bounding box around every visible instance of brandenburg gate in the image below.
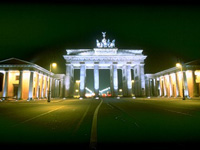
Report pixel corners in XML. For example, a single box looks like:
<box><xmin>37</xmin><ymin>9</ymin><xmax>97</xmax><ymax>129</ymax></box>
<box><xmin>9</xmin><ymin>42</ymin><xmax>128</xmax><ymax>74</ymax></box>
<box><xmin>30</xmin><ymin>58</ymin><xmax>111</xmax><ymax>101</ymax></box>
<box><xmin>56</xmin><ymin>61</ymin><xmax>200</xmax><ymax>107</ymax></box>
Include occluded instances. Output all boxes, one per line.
<box><xmin>63</xmin><ymin>32</ymin><xmax>147</xmax><ymax>98</ymax></box>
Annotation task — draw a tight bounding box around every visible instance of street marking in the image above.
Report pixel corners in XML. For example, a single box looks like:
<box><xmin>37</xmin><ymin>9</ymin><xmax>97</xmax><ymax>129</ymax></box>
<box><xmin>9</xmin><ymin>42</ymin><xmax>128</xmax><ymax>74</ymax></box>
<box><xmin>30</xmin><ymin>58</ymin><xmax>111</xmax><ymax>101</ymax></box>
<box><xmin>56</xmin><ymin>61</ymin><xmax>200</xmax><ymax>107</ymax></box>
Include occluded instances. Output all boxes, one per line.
<box><xmin>12</xmin><ymin>106</ymin><xmax>64</xmax><ymax>127</ymax></box>
<box><xmin>89</xmin><ymin>99</ymin><xmax>103</xmax><ymax>149</ymax></box>
<box><xmin>164</xmin><ymin>109</ymin><xmax>192</xmax><ymax>116</ymax></box>
<box><xmin>106</xmin><ymin>103</ymin><xmax>114</xmax><ymax>109</ymax></box>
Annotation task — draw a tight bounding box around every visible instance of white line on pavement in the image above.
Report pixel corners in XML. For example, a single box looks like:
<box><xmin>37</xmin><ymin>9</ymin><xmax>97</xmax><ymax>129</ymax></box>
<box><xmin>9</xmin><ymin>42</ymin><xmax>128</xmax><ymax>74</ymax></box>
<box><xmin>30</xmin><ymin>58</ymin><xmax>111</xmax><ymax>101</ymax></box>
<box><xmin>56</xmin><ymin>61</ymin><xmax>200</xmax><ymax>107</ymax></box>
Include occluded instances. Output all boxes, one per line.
<box><xmin>89</xmin><ymin>99</ymin><xmax>103</xmax><ymax>149</ymax></box>
<box><xmin>12</xmin><ymin>106</ymin><xmax>64</xmax><ymax>127</ymax></box>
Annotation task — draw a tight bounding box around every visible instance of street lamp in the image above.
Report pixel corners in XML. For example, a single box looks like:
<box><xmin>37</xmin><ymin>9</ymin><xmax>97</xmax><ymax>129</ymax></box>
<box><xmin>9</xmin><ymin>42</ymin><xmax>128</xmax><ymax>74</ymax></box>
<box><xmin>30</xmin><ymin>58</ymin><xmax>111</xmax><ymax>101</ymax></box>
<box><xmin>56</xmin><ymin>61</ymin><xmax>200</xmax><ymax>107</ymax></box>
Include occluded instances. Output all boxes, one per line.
<box><xmin>48</xmin><ymin>62</ymin><xmax>57</xmax><ymax>102</ymax></box>
<box><xmin>176</xmin><ymin>63</ymin><xmax>185</xmax><ymax>100</ymax></box>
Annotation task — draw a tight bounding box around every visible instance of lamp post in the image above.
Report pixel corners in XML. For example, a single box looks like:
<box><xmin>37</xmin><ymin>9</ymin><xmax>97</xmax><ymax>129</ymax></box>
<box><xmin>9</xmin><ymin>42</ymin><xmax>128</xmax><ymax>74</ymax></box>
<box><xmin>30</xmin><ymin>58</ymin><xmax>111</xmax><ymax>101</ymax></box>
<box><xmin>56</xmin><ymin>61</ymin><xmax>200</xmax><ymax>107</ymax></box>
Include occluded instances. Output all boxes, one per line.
<box><xmin>47</xmin><ymin>63</ymin><xmax>57</xmax><ymax>102</ymax></box>
<box><xmin>176</xmin><ymin>63</ymin><xmax>185</xmax><ymax>100</ymax></box>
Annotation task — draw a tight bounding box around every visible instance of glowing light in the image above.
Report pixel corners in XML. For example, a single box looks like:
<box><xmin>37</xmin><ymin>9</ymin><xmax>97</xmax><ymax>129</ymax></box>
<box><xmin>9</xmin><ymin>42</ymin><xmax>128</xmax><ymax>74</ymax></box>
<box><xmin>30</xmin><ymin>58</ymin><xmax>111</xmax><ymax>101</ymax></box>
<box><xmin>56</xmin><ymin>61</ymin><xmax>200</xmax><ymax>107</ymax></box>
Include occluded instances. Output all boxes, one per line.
<box><xmin>99</xmin><ymin>87</ymin><xmax>110</xmax><ymax>93</ymax></box>
<box><xmin>76</xmin><ymin>80</ymin><xmax>80</xmax><ymax>83</ymax></box>
<box><xmin>52</xmin><ymin>63</ymin><xmax>57</xmax><ymax>68</ymax></box>
<box><xmin>176</xmin><ymin>63</ymin><xmax>182</xmax><ymax>68</ymax></box>
<box><xmin>119</xmin><ymin>89</ymin><xmax>122</xmax><ymax>92</ymax></box>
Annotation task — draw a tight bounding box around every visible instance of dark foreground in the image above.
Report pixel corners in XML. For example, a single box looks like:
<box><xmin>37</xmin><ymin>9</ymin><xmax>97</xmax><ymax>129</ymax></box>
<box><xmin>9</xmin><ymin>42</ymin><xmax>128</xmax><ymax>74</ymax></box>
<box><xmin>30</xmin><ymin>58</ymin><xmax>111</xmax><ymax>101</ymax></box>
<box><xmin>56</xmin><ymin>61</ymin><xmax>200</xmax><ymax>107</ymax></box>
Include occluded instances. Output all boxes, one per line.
<box><xmin>0</xmin><ymin>97</ymin><xmax>200</xmax><ymax>149</ymax></box>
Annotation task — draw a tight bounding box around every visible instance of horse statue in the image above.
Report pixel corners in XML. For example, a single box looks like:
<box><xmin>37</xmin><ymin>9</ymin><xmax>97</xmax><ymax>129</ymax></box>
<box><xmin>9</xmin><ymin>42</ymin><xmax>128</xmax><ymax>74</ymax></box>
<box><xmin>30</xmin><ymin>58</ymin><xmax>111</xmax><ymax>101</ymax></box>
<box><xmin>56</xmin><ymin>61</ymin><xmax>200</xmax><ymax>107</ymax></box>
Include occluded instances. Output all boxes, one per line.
<box><xmin>96</xmin><ymin>39</ymin><xmax>103</xmax><ymax>48</ymax></box>
<box><xmin>109</xmin><ymin>39</ymin><xmax>115</xmax><ymax>48</ymax></box>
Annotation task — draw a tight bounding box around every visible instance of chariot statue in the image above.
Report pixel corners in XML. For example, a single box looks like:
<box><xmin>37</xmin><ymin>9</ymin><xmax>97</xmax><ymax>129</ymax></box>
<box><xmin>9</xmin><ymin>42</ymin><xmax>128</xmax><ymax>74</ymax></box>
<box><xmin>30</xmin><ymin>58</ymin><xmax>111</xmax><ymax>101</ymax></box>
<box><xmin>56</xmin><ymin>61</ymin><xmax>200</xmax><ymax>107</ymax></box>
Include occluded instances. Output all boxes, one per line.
<box><xmin>96</xmin><ymin>32</ymin><xmax>115</xmax><ymax>48</ymax></box>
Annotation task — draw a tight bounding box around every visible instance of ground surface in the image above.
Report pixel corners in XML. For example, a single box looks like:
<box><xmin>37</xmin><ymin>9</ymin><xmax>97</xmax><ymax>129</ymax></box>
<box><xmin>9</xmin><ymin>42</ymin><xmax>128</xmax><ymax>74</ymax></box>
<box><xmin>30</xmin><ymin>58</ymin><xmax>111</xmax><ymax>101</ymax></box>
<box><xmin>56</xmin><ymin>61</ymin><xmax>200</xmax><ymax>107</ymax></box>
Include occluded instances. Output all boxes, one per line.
<box><xmin>0</xmin><ymin>97</ymin><xmax>200</xmax><ymax>149</ymax></box>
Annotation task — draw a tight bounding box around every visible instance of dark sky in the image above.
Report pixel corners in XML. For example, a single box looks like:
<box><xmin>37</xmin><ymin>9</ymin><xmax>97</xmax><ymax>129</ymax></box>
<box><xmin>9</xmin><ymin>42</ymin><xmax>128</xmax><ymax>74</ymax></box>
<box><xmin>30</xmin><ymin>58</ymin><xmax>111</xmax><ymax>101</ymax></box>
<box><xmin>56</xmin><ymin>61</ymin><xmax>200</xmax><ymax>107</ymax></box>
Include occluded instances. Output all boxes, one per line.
<box><xmin>1</xmin><ymin>1</ymin><xmax>200</xmax><ymax>90</ymax></box>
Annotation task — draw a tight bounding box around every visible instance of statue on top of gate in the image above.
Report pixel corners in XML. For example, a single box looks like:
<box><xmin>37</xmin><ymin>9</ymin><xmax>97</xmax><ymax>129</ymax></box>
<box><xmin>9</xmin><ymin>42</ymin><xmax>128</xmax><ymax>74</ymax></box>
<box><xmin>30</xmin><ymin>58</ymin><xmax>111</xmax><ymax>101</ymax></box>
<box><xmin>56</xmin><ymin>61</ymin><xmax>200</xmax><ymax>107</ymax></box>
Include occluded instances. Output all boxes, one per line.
<box><xmin>96</xmin><ymin>32</ymin><xmax>115</xmax><ymax>48</ymax></box>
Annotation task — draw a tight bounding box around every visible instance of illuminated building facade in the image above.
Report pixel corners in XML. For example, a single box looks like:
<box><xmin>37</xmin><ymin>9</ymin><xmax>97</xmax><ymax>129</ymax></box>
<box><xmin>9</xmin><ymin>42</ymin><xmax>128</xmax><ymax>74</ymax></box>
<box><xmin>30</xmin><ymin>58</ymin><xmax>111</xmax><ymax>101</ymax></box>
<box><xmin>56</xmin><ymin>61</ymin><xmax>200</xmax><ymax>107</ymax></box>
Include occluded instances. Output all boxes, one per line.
<box><xmin>145</xmin><ymin>60</ymin><xmax>200</xmax><ymax>98</ymax></box>
<box><xmin>0</xmin><ymin>33</ymin><xmax>200</xmax><ymax>100</ymax></box>
<box><xmin>0</xmin><ymin>58</ymin><xmax>64</xmax><ymax>100</ymax></box>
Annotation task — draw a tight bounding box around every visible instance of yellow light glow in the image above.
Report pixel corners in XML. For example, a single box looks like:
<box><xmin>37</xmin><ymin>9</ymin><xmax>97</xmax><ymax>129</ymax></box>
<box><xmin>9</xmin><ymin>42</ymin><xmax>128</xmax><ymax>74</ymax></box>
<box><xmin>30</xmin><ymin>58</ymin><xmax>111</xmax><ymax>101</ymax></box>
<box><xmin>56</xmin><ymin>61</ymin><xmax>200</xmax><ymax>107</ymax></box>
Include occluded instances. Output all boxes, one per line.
<box><xmin>176</xmin><ymin>63</ymin><xmax>182</xmax><ymax>68</ymax></box>
<box><xmin>52</xmin><ymin>63</ymin><xmax>57</xmax><ymax>68</ymax></box>
<box><xmin>76</xmin><ymin>80</ymin><xmax>80</xmax><ymax>83</ymax></box>
<box><xmin>131</xmin><ymin>80</ymin><xmax>134</xmax><ymax>83</ymax></box>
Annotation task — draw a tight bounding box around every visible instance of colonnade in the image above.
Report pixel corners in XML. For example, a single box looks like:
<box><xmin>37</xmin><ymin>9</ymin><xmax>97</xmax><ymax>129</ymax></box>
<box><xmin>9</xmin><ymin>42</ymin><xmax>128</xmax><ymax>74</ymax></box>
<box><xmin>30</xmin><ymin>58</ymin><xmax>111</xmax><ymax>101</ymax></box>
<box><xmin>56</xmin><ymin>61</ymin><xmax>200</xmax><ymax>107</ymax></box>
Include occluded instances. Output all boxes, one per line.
<box><xmin>1</xmin><ymin>70</ymin><xmax>62</xmax><ymax>100</ymax></box>
<box><xmin>145</xmin><ymin>70</ymin><xmax>200</xmax><ymax>98</ymax></box>
<box><xmin>65</xmin><ymin>62</ymin><xmax>146</xmax><ymax>98</ymax></box>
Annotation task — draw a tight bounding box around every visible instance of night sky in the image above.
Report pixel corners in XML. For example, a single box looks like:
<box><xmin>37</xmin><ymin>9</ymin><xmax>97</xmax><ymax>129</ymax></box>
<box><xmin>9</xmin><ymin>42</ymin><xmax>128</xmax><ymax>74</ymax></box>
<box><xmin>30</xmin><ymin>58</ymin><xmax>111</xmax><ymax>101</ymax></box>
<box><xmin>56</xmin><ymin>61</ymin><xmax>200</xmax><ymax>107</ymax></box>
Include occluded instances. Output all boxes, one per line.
<box><xmin>1</xmin><ymin>1</ymin><xmax>200</xmax><ymax>89</ymax></box>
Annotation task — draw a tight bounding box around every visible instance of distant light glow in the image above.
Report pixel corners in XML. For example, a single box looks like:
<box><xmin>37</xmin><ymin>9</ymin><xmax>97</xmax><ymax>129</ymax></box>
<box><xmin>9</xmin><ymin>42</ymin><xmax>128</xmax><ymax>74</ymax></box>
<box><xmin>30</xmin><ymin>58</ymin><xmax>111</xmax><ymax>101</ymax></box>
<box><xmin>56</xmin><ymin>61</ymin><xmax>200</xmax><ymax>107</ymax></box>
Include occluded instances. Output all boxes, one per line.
<box><xmin>176</xmin><ymin>63</ymin><xmax>182</xmax><ymax>68</ymax></box>
<box><xmin>52</xmin><ymin>63</ymin><xmax>57</xmax><ymax>68</ymax></box>
<box><xmin>99</xmin><ymin>87</ymin><xmax>110</xmax><ymax>93</ymax></box>
<box><xmin>76</xmin><ymin>80</ymin><xmax>80</xmax><ymax>83</ymax></box>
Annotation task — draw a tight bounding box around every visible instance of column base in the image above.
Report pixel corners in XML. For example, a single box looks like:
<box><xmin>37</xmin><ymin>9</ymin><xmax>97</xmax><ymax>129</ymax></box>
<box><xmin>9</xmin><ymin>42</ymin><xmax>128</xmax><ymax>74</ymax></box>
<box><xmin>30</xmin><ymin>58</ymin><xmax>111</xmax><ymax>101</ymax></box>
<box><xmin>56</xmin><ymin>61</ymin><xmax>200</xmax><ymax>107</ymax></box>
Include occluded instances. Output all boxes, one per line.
<box><xmin>1</xmin><ymin>97</ymin><xmax>7</xmax><ymax>100</ymax></box>
<box><xmin>27</xmin><ymin>98</ymin><xmax>33</xmax><ymax>101</ymax></box>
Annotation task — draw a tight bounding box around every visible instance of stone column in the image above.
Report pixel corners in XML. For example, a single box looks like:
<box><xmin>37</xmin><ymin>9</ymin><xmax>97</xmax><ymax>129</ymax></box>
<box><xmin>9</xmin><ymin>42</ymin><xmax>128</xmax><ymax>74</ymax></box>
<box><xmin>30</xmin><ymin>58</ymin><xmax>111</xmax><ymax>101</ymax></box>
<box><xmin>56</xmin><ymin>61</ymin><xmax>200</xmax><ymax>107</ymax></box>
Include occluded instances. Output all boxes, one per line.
<box><xmin>65</xmin><ymin>63</ymin><xmax>73</xmax><ymax>97</ymax></box>
<box><xmin>113</xmin><ymin>63</ymin><xmax>118</xmax><ymax>96</ymax></box>
<box><xmin>183</xmin><ymin>71</ymin><xmax>189</xmax><ymax>97</ymax></box>
<box><xmin>126</xmin><ymin>65</ymin><xmax>132</xmax><ymax>96</ymax></box>
<box><xmin>17</xmin><ymin>70</ymin><xmax>23</xmax><ymax>100</ymax></box>
<box><xmin>80</xmin><ymin>63</ymin><xmax>86</xmax><ymax>98</ymax></box>
<box><xmin>163</xmin><ymin>76</ymin><xmax>167</xmax><ymax>97</ymax></box>
<box><xmin>169</xmin><ymin>75</ymin><xmax>173</xmax><ymax>97</ymax></box>
<box><xmin>175</xmin><ymin>72</ymin><xmax>180</xmax><ymax>97</ymax></box>
<box><xmin>153</xmin><ymin>78</ymin><xmax>158</xmax><ymax>96</ymax></box>
<box><xmin>94</xmin><ymin>63</ymin><xmax>99</xmax><ymax>97</ymax></box>
<box><xmin>51</xmin><ymin>78</ymin><xmax>55</xmax><ymax>98</ymax></box>
<box><xmin>40</xmin><ymin>75</ymin><xmax>44</xmax><ymax>98</ymax></box>
<box><xmin>36</xmin><ymin>73</ymin><xmax>40</xmax><ymax>99</ymax></box>
<box><xmin>59</xmin><ymin>79</ymin><xmax>64</xmax><ymax>98</ymax></box>
<box><xmin>49</xmin><ymin>77</ymin><xmax>53</xmax><ymax>99</ymax></box>
<box><xmin>146</xmin><ymin>78</ymin><xmax>150</xmax><ymax>97</ymax></box>
<box><xmin>122</xmin><ymin>65</ymin><xmax>127</xmax><ymax>96</ymax></box>
<box><xmin>28</xmin><ymin>71</ymin><xmax>34</xmax><ymax>100</ymax></box>
<box><xmin>192</xmin><ymin>70</ymin><xmax>199</xmax><ymax>97</ymax></box>
<box><xmin>159</xmin><ymin>77</ymin><xmax>163</xmax><ymax>96</ymax></box>
<box><xmin>110</xmin><ymin>65</ymin><xmax>113</xmax><ymax>96</ymax></box>
<box><xmin>140</xmin><ymin>64</ymin><xmax>146</xmax><ymax>97</ymax></box>
<box><xmin>2</xmin><ymin>71</ymin><xmax>9</xmax><ymax>100</ymax></box>
<box><xmin>45</xmin><ymin>76</ymin><xmax>48</xmax><ymax>98</ymax></box>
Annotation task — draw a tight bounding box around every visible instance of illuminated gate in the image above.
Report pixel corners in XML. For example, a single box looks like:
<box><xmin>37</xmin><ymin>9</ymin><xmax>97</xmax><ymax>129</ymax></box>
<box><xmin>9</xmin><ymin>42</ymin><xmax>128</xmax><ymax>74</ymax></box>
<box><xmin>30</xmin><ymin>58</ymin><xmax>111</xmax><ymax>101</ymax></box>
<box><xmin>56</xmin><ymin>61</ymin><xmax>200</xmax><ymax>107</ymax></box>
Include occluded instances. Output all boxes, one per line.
<box><xmin>63</xmin><ymin>32</ymin><xmax>147</xmax><ymax>98</ymax></box>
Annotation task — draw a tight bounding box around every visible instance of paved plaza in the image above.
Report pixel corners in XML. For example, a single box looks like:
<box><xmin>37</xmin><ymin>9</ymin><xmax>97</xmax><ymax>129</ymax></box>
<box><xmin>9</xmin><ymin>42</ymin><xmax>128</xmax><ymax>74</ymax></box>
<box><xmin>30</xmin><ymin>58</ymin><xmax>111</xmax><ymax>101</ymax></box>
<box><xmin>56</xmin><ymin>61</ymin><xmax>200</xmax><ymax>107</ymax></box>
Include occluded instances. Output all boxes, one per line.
<box><xmin>0</xmin><ymin>97</ymin><xmax>200</xmax><ymax>149</ymax></box>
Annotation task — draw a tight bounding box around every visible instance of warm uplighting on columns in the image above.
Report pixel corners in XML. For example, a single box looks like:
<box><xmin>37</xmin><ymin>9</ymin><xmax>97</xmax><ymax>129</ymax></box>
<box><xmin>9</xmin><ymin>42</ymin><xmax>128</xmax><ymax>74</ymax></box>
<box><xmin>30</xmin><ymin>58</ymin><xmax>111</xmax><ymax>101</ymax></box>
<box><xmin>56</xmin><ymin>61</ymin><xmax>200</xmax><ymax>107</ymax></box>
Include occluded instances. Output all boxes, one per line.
<box><xmin>48</xmin><ymin>62</ymin><xmax>57</xmax><ymax>102</ymax></box>
<box><xmin>176</xmin><ymin>63</ymin><xmax>185</xmax><ymax>100</ymax></box>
